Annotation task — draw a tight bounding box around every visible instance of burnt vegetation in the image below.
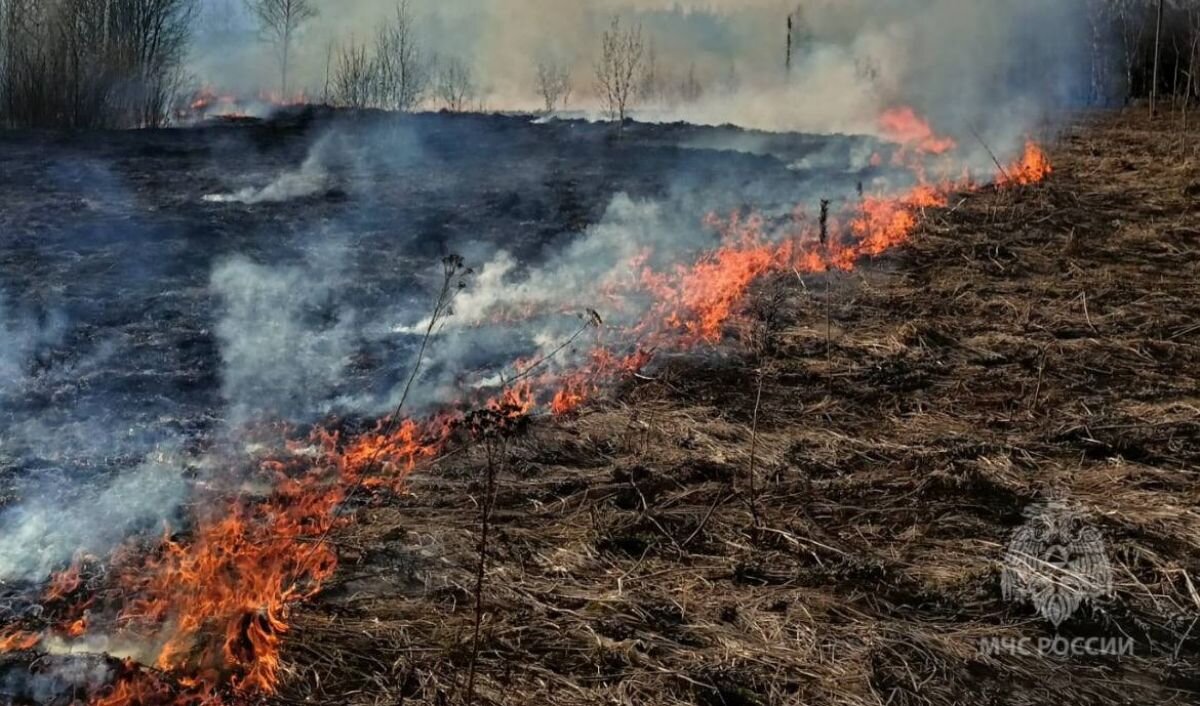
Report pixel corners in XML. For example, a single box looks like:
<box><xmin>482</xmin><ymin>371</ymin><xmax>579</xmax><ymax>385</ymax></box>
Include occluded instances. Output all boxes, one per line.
<box><xmin>1</xmin><ymin>2</ymin><xmax>1200</xmax><ymax>706</ymax></box>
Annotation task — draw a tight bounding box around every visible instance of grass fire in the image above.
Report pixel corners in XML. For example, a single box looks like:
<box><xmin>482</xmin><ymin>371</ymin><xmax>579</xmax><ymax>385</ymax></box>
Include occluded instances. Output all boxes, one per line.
<box><xmin>1</xmin><ymin>1</ymin><xmax>1198</xmax><ymax>705</ymax></box>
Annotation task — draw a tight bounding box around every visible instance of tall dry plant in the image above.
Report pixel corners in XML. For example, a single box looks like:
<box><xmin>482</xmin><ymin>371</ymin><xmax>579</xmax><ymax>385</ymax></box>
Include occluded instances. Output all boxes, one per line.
<box><xmin>819</xmin><ymin>198</ymin><xmax>832</xmax><ymax>375</ymax></box>
<box><xmin>295</xmin><ymin>255</ymin><xmax>472</xmax><ymax>575</ymax></box>
<box><xmin>461</xmin><ymin>397</ymin><xmax>528</xmax><ymax>705</ymax></box>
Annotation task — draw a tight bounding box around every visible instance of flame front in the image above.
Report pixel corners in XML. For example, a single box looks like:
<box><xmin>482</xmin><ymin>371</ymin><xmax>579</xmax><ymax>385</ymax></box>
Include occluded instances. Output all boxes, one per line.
<box><xmin>1000</xmin><ymin>140</ymin><xmax>1053</xmax><ymax>186</ymax></box>
<box><xmin>878</xmin><ymin>106</ymin><xmax>958</xmax><ymax>156</ymax></box>
<box><xmin>0</xmin><ymin>110</ymin><xmax>1051</xmax><ymax>706</ymax></box>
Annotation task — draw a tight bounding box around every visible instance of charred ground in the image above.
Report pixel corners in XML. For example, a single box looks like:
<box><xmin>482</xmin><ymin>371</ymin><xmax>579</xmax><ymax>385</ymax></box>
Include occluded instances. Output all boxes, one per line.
<box><xmin>281</xmin><ymin>111</ymin><xmax>1200</xmax><ymax>705</ymax></box>
<box><xmin>0</xmin><ymin>110</ymin><xmax>877</xmax><ymax>474</ymax></box>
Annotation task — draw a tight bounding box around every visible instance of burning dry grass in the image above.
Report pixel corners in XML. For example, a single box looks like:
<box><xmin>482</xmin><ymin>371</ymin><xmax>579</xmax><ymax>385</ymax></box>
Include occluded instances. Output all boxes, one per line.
<box><xmin>273</xmin><ymin>111</ymin><xmax>1200</xmax><ymax>705</ymax></box>
<box><xmin>0</xmin><ymin>111</ymin><xmax>1194</xmax><ymax>706</ymax></box>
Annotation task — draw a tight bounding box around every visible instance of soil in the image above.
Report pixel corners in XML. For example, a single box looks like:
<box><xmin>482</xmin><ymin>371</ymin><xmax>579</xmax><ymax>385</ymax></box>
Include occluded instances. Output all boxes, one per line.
<box><xmin>281</xmin><ymin>111</ymin><xmax>1200</xmax><ymax>705</ymax></box>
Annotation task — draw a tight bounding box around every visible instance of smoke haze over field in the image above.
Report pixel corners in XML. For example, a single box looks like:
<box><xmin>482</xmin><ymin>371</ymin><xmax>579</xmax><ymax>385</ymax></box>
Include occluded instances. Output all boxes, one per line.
<box><xmin>193</xmin><ymin>0</ymin><xmax>1088</xmax><ymax>141</ymax></box>
<box><xmin>0</xmin><ymin>0</ymin><xmax>1089</xmax><ymax>585</ymax></box>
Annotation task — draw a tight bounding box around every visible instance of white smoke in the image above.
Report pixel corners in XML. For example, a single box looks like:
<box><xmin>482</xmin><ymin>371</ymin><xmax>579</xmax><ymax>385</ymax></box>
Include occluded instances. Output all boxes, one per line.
<box><xmin>407</xmin><ymin>194</ymin><xmax>674</xmax><ymax>332</ymax></box>
<box><xmin>0</xmin><ymin>655</ymin><xmax>114</xmax><ymax>705</ymax></box>
<box><xmin>211</xmin><ymin>247</ymin><xmax>358</xmax><ymax>424</ymax></box>
<box><xmin>191</xmin><ymin>0</ymin><xmax>1088</xmax><ymax>152</ymax></box>
<box><xmin>203</xmin><ymin>134</ymin><xmax>334</xmax><ymax>205</ymax></box>
<box><xmin>0</xmin><ymin>290</ymin><xmax>67</xmax><ymax>398</ymax></box>
<box><xmin>0</xmin><ymin>446</ymin><xmax>188</xmax><ymax>582</ymax></box>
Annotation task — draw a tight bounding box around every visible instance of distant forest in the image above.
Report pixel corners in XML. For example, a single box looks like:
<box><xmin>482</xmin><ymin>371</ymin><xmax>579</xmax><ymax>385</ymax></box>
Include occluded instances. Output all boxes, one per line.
<box><xmin>1</xmin><ymin>0</ymin><xmax>1198</xmax><ymax>129</ymax></box>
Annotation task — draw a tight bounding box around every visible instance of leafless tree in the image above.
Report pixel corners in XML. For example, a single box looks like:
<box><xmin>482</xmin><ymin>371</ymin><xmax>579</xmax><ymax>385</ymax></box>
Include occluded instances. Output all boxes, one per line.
<box><xmin>1111</xmin><ymin>0</ymin><xmax>1151</xmax><ymax>101</ymax></box>
<box><xmin>594</xmin><ymin>15</ymin><xmax>644</xmax><ymax>123</ymax></box>
<box><xmin>2</xmin><ymin>0</ymin><xmax>196</xmax><ymax>128</ymax></box>
<box><xmin>535</xmin><ymin>58</ymin><xmax>571</xmax><ymax>113</ymax></box>
<box><xmin>1086</xmin><ymin>0</ymin><xmax>1113</xmax><ymax>104</ymax></box>
<box><xmin>721</xmin><ymin>62</ymin><xmax>741</xmax><ymax>94</ymax></box>
<box><xmin>679</xmin><ymin>62</ymin><xmax>703</xmax><ymax>104</ymax></box>
<box><xmin>245</xmin><ymin>0</ymin><xmax>316</xmax><ymax>96</ymax></box>
<box><xmin>327</xmin><ymin>1</ymin><xmax>430</xmax><ymax>113</ymax></box>
<box><xmin>332</xmin><ymin>40</ymin><xmax>373</xmax><ymax>109</ymax></box>
<box><xmin>434</xmin><ymin>55</ymin><xmax>474</xmax><ymax>112</ymax></box>
<box><xmin>116</xmin><ymin>0</ymin><xmax>198</xmax><ymax>126</ymax></box>
<box><xmin>1178</xmin><ymin>0</ymin><xmax>1200</xmax><ymax>125</ymax></box>
<box><xmin>638</xmin><ymin>40</ymin><xmax>659</xmax><ymax>102</ymax></box>
<box><xmin>786</xmin><ymin>6</ymin><xmax>810</xmax><ymax>74</ymax></box>
<box><xmin>372</xmin><ymin>0</ymin><xmax>428</xmax><ymax>112</ymax></box>
<box><xmin>1186</xmin><ymin>2</ymin><xmax>1200</xmax><ymax>101</ymax></box>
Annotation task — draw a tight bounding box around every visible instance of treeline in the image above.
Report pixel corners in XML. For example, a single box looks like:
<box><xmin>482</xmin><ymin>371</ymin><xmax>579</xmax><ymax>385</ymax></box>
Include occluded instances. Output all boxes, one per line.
<box><xmin>6</xmin><ymin>0</ymin><xmax>1200</xmax><ymax>129</ymax></box>
<box><xmin>0</xmin><ymin>0</ymin><xmax>196</xmax><ymax>128</ymax></box>
<box><xmin>1090</xmin><ymin>0</ymin><xmax>1200</xmax><ymax>105</ymax></box>
<box><xmin>326</xmin><ymin>0</ymin><xmax>441</xmax><ymax>112</ymax></box>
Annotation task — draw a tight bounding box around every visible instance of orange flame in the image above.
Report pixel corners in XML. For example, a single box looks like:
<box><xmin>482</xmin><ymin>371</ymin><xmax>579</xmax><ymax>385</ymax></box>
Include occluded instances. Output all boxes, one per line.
<box><xmin>0</xmin><ymin>629</ymin><xmax>42</xmax><ymax>652</ymax></box>
<box><xmin>0</xmin><ymin>106</ymin><xmax>1052</xmax><ymax>706</ymax></box>
<box><xmin>999</xmin><ymin>140</ymin><xmax>1052</xmax><ymax>186</ymax></box>
<box><xmin>878</xmin><ymin>106</ymin><xmax>958</xmax><ymax>155</ymax></box>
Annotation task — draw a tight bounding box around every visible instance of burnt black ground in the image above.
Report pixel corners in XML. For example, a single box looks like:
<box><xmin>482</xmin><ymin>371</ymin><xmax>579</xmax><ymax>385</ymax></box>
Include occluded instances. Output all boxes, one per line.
<box><xmin>0</xmin><ymin>109</ymin><xmax>882</xmax><ymax>480</ymax></box>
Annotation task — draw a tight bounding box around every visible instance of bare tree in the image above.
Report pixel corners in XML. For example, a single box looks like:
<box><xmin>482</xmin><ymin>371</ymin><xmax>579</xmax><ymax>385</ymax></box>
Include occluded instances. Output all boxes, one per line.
<box><xmin>332</xmin><ymin>40</ymin><xmax>373</xmax><ymax>109</ymax></box>
<box><xmin>1178</xmin><ymin>0</ymin><xmax>1200</xmax><ymax>125</ymax></box>
<box><xmin>786</xmin><ymin>6</ymin><xmax>810</xmax><ymax>74</ymax></box>
<box><xmin>327</xmin><ymin>1</ymin><xmax>429</xmax><ymax>113</ymax></box>
<box><xmin>372</xmin><ymin>0</ymin><xmax>428</xmax><ymax>112</ymax></box>
<box><xmin>1151</xmin><ymin>0</ymin><xmax>1165</xmax><ymax>116</ymax></box>
<box><xmin>594</xmin><ymin>15</ymin><xmax>644</xmax><ymax>123</ymax></box>
<box><xmin>1111</xmin><ymin>0</ymin><xmax>1151</xmax><ymax>101</ymax></box>
<box><xmin>1086</xmin><ymin>0</ymin><xmax>1113</xmax><ymax>104</ymax></box>
<box><xmin>638</xmin><ymin>40</ymin><xmax>659</xmax><ymax>102</ymax></box>
<box><xmin>2</xmin><ymin>0</ymin><xmax>196</xmax><ymax>128</ymax></box>
<box><xmin>115</xmin><ymin>0</ymin><xmax>199</xmax><ymax>126</ymax></box>
<box><xmin>1189</xmin><ymin>2</ymin><xmax>1200</xmax><ymax>105</ymax></box>
<box><xmin>245</xmin><ymin>0</ymin><xmax>317</xmax><ymax>96</ymax></box>
<box><xmin>535</xmin><ymin>58</ymin><xmax>571</xmax><ymax>113</ymax></box>
<box><xmin>679</xmin><ymin>62</ymin><xmax>703</xmax><ymax>104</ymax></box>
<box><xmin>435</xmin><ymin>56</ymin><xmax>474</xmax><ymax>112</ymax></box>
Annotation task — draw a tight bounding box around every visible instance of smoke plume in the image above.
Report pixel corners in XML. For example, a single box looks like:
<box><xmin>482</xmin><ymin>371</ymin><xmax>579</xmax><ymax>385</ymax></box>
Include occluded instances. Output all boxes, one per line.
<box><xmin>0</xmin><ymin>446</ymin><xmax>187</xmax><ymax>582</ymax></box>
<box><xmin>193</xmin><ymin>0</ymin><xmax>1087</xmax><ymax>149</ymax></box>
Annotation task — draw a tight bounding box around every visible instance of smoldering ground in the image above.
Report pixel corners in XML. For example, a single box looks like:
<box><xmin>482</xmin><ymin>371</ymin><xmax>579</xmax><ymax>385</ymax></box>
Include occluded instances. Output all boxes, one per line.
<box><xmin>0</xmin><ymin>111</ymin><xmax>879</xmax><ymax>583</ymax></box>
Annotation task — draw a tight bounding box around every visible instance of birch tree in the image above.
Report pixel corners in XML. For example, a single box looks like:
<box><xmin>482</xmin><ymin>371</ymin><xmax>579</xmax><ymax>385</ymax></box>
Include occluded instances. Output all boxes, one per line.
<box><xmin>245</xmin><ymin>0</ymin><xmax>317</xmax><ymax>96</ymax></box>
<box><xmin>373</xmin><ymin>0</ymin><xmax>427</xmax><ymax>112</ymax></box>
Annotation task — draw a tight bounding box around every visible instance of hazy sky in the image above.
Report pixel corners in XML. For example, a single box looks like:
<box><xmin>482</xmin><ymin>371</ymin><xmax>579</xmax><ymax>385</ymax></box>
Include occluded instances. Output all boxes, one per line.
<box><xmin>190</xmin><ymin>0</ymin><xmax>1089</xmax><ymax>140</ymax></box>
